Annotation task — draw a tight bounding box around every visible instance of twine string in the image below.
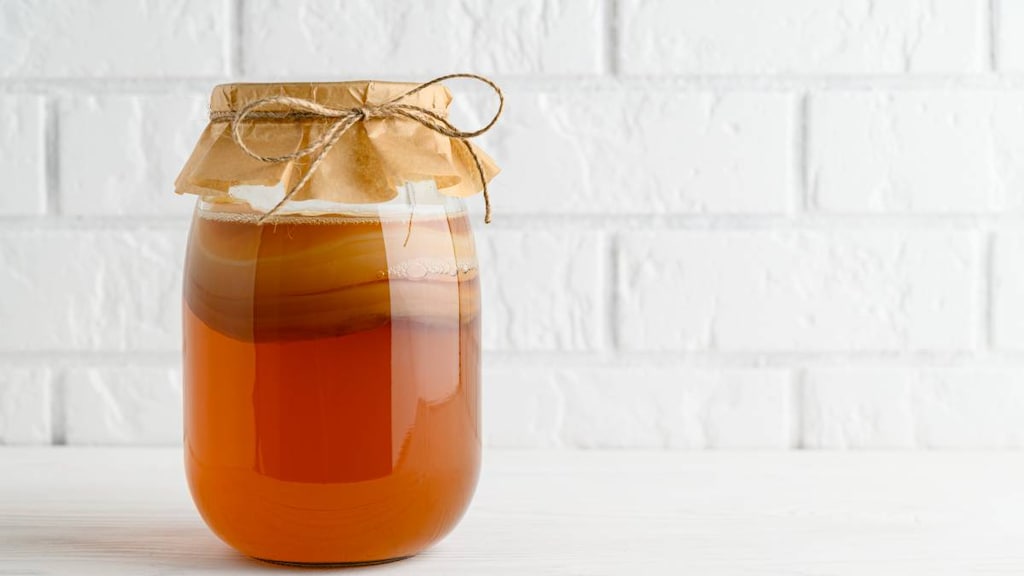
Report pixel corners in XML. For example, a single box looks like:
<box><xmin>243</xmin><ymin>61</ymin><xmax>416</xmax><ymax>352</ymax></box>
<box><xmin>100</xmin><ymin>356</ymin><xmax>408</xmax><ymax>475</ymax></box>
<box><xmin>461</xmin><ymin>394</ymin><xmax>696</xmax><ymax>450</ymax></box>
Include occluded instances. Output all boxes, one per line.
<box><xmin>209</xmin><ymin>73</ymin><xmax>504</xmax><ymax>224</ymax></box>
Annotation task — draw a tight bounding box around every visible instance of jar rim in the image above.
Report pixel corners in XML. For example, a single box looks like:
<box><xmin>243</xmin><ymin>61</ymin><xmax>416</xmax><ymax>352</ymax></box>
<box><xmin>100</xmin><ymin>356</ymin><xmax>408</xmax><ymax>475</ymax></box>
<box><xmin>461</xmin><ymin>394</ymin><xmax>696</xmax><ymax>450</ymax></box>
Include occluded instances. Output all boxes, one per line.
<box><xmin>209</xmin><ymin>80</ymin><xmax>452</xmax><ymax>113</ymax></box>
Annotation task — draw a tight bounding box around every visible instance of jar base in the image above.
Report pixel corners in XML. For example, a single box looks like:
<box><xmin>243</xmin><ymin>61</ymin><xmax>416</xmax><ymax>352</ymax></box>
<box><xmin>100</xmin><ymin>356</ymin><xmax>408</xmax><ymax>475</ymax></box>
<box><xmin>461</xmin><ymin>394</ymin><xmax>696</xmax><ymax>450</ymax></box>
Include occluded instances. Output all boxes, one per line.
<box><xmin>254</xmin><ymin>555</ymin><xmax>414</xmax><ymax>568</ymax></box>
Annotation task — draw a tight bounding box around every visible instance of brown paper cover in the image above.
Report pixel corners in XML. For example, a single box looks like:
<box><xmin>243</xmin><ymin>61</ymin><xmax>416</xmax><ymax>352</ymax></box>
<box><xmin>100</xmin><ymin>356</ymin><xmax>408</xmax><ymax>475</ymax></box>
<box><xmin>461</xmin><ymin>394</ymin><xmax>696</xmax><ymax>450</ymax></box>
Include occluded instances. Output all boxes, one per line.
<box><xmin>174</xmin><ymin>81</ymin><xmax>500</xmax><ymax>206</ymax></box>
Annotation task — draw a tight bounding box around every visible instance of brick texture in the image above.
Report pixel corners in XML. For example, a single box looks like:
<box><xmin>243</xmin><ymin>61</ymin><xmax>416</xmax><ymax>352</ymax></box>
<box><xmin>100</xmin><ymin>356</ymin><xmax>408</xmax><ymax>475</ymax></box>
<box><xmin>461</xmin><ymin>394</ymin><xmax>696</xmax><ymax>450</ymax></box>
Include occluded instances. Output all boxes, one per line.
<box><xmin>620</xmin><ymin>0</ymin><xmax>986</xmax><ymax>75</ymax></box>
<box><xmin>0</xmin><ymin>96</ymin><xmax>45</xmax><ymax>215</ymax></box>
<box><xmin>997</xmin><ymin>0</ymin><xmax>1024</xmax><ymax>72</ymax></box>
<box><xmin>992</xmin><ymin>233</ymin><xmax>1024</xmax><ymax>350</ymax></box>
<box><xmin>483</xmin><ymin>363</ymin><xmax>564</xmax><ymax>448</ymax></box>
<box><xmin>0</xmin><ymin>0</ymin><xmax>228</xmax><ymax>78</ymax></box>
<box><xmin>0</xmin><ymin>229</ymin><xmax>186</xmax><ymax>351</ymax></box>
<box><xmin>482</xmin><ymin>90</ymin><xmax>795</xmax><ymax>215</ymax></box>
<box><xmin>560</xmin><ymin>367</ymin><xmax>791</xmax><ymax>448</ymax></box>
<box><xmin>478</xmin><ymin>229</ymin><xmax>606</xmax><ymax>351</ymax></box>
<box><xmin>618</xmin><ymin>231</ymin><xmax>980</xmax><ymax>352</ymax></box>
<box><xmin>810</xmin><ymin>93</ymin><xmax>1024</xmax><ymax>213</ymax></box>
<box><xmin>242</xmin><ymin>0</ymin><xmax>604</xmax><ymax>76</ymax></box>
<box><xmin>0</xmin><ymin>368</ymin><xmax>51</xmax><ymax>445</ymax></box>
<box><xmin>65</xmin><ymin>366</ymin><xmax>182</xmax><ymax>445</ymax></box>
<box><xmin>60</xmin><ymin>95</ymin><xmax>207</xmax><ymax>216</ymax></box>
<box><xmin>804</xmin><ymin>368</ymin><xmax>1024</xmax><ymax>448</ymax></box>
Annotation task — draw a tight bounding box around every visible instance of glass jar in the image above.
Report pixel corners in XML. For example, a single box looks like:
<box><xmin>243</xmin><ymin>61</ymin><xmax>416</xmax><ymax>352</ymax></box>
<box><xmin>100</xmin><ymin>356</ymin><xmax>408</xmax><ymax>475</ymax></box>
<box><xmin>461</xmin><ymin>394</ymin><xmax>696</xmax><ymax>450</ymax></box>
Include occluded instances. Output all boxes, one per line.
<box><xmin>176</xmin><ymin>78</ymin><xmax>500</xmax><ymax>565</ymax></box>
<box><xmin>183</xmin><ymin>183</ymin><xmax>481</xmax><ymax>565</ymax></box>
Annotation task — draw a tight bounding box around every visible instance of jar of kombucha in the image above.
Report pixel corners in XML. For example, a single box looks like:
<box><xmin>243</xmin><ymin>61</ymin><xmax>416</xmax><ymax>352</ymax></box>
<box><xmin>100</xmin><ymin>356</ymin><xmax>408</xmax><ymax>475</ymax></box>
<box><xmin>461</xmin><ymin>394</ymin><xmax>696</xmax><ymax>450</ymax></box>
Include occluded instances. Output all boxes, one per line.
<box><xmin>175</xmin><ymin>78</ymin><xmax>501</xmax><ymax>566</ymax></box>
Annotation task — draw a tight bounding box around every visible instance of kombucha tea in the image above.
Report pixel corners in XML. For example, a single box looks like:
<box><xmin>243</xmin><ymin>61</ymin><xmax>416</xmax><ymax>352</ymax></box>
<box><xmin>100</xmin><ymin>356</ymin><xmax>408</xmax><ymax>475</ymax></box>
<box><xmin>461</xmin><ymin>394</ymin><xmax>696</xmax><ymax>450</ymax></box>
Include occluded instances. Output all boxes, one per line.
<box><xmin>183</xmin><ymin>202</ymin><xmax>480</xmax><ymax>564</ymax></box>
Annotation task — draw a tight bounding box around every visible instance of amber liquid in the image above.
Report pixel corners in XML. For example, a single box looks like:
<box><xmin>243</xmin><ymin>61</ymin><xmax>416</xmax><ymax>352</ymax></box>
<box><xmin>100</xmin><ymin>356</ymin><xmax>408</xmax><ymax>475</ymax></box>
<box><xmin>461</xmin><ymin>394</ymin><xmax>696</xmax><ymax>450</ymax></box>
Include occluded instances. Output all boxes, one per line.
<box><xmin>183</xmin><ymin>206</ymin><xmax>480</xmax><ymax>564</ymax></box>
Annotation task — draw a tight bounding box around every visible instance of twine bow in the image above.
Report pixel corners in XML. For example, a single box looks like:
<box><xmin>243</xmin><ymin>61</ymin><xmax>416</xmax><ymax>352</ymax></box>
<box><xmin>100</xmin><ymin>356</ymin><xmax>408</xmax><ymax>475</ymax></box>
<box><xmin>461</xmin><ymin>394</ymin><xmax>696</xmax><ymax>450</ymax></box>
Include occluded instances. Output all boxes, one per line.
<box><xmin>209</xmin><ymin>73</ymin><xmax>504</xmax><ymax>224</ymax></box>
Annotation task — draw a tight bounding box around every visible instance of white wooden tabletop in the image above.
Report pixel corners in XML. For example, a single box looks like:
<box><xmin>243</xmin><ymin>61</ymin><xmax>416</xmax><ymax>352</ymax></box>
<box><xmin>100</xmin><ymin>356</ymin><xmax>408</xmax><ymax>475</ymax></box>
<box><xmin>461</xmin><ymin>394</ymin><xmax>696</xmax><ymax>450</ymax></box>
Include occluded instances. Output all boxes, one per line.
<box><xmin>2</xmin><ymin>449</ymin><xmax>1024</xmax><ymax>575</ymax></box>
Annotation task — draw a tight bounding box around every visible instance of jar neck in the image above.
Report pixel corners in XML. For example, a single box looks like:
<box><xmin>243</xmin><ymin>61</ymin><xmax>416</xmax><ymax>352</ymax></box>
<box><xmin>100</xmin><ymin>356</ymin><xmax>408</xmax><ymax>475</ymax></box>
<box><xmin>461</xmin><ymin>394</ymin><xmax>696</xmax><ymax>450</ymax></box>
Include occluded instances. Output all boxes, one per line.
<box><xmin>198</xmin><ymin>180</ymin><xmax>467</xmax><ymax>219</ymax></box>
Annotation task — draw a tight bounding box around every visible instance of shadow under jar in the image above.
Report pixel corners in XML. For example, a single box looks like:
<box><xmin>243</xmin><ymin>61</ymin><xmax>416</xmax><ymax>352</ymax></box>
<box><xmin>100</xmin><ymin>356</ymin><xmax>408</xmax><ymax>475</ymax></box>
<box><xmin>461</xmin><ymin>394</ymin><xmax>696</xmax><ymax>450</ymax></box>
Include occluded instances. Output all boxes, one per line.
<box><xmin>183</xmin><ymin>188</ymin><xmax>481</xmax><ymax>565</ymax></box>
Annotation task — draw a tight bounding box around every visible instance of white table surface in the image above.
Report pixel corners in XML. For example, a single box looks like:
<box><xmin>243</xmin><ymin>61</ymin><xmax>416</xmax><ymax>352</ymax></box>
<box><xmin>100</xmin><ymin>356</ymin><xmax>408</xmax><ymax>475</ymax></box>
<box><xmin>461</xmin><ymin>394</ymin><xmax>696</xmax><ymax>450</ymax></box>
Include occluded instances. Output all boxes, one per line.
<box><xmin>1</xmin><ymin>449</ymin><xmax>1024</xmax><ymax>575</ymax></box>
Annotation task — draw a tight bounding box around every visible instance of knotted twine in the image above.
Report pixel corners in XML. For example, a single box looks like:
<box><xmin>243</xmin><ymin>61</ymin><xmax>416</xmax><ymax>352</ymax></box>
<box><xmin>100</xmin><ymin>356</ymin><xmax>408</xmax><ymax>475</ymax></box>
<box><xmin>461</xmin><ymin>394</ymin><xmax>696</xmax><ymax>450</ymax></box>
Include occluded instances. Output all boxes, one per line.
<box><xmin>208</xmin><ymin>73</ymin><xmax>504</xmax><ymax>224</ymax></box>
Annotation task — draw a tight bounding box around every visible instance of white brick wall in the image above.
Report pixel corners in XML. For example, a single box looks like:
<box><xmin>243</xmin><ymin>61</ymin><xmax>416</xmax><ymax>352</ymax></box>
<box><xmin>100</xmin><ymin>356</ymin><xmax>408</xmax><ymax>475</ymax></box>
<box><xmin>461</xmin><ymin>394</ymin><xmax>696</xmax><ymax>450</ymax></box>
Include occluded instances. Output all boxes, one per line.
<box><xmin>618</xmin><ymin>231</ymin><xmax>981</xmax><ymax>352</ymax></box>
<box><xmin>803</xmin><ymin>368</ymin><xmax>1024</xmax><ymax>448</ymax></box>
<box><xmin>3</xmin><ymin>0</ymin><xmax>1024</xmax><ymax>449</ymax></box>
<box><xmin>997</xmin><ymin>0</ymin><xmax>1024</xmax><ymax>72</ymax></box>
<box><xmin>479</xmin><ymin>229</ymin><xmax>606</xmax><ymax>350</ymax></box>
<box><xmin>0</xmin><ymin>96</ymin><xmax>45</xmax><ymax>215</ymax></box>
<box><xmin>620</xmin><ymin>0</ymin><xmax>987</xmax><ymax>75</ymax></box>
<box><xmin>242</xmin><ymin>0</ymin><xmax>605</xmax><ymax>76</ymax></box>
<box><xmin>809</xmin><ymin>93</ymin><xmax>1024</xmax><ymax>213</ymax></box>
<box><xmin>60</xmin><ymin>95</ymin><xmax>207</xmax><ymax>216</ymax></box>
<box><xmin>559</xmin><ymin>367</ymin><xmax>791</xmax><ymax>449</ymax></box>
<box><xmin>993</xmin><ymin>232</ymin><xmax>1024</xmax><ymax>349</ymax></box>
<box><xmin>486</xmin><ymin>90</ymin><xmax>796</xmax><ymax>214</ymax></box>
<box><xmin>0</xmin><ymin>368</ymin><xmax>51</xmax><ymax>444</ymax></box>
<box><xmin>64</xmin><ymin>366</ymin><xmax>182</xmax><ymax>445</ymax></box>
<box><xmin>0</xmin><ymin>0</ymin><xmax>229</xmax><ymax>78</ymax></box>
<box><xmin>0</xmin><ymin>229</ymin><xmax>186</xmax><ymax>351</ymax></box>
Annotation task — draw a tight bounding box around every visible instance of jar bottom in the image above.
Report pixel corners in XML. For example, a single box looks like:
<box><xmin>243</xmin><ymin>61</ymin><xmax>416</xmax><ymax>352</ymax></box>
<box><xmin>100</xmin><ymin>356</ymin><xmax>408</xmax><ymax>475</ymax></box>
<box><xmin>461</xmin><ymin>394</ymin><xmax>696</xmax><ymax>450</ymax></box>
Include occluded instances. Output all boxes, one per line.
<box><xmin>254</xmin><ymin>555</ymin><xmax>414</xmax><ymax>568</ymax></box>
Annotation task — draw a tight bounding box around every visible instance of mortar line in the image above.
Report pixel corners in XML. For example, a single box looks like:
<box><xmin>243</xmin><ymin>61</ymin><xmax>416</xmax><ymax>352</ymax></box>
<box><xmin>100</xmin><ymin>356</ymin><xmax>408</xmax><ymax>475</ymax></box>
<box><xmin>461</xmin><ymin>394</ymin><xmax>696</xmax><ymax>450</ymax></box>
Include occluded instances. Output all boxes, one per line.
<box><xmin>228</xmin><ymin>0</ymin><xmax>244</xmax><ymax>77</ymax></box>
<box><xmin>605</xmin><ymin>0</ymin><xmax>619</xmax><ymax>76</ymax></box>
<box><xmin>789</xmin><ymin>368</ymin><xmax>804</xmax><ymax>449</ymax></box>
<box><xmin>50</xmin><ymin>369</ymin><xmax>66</xmax><ymax>446</ymax></box>
<box><xmin>989</xmin><ymin>0</ymin><xmax>1000</xmax><ymax>73</ymax></box>
<box><xmin>606</xmin><ymin>231</ymin><xmax>620</xmax><ymax>351</ymax></box>
<box><xmin>796</xmin><ymin>92</ymin><xmax>810</xmax><ymax>214</ymax></box>
<box><xmin>9</xmin><ymin>75</ymin><xmax>1024</xmax><ymax>93</ymax></box>
<box><xmin>985</xmin><ymin>231</ymin><xmax>997</xmax><ymax>351</ymax></box>
<box><xmin>8</xmin><ymin>350</ymin><xmax>1024</xmax><ymax>368</ymax></box>
<box><xmin>12</xmin><ymin>213</ymin><xmax>1024</xmax><ymax>231</ymax></box>
<box><xmin>0</xmin><ymin>351</ymin><xmax>182</xmax><ymax>366</ymax></box>
<box><xmin>43</xmin><ymin>97</ymin><xmax>60</xmax><ymax>216</ymax></box>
